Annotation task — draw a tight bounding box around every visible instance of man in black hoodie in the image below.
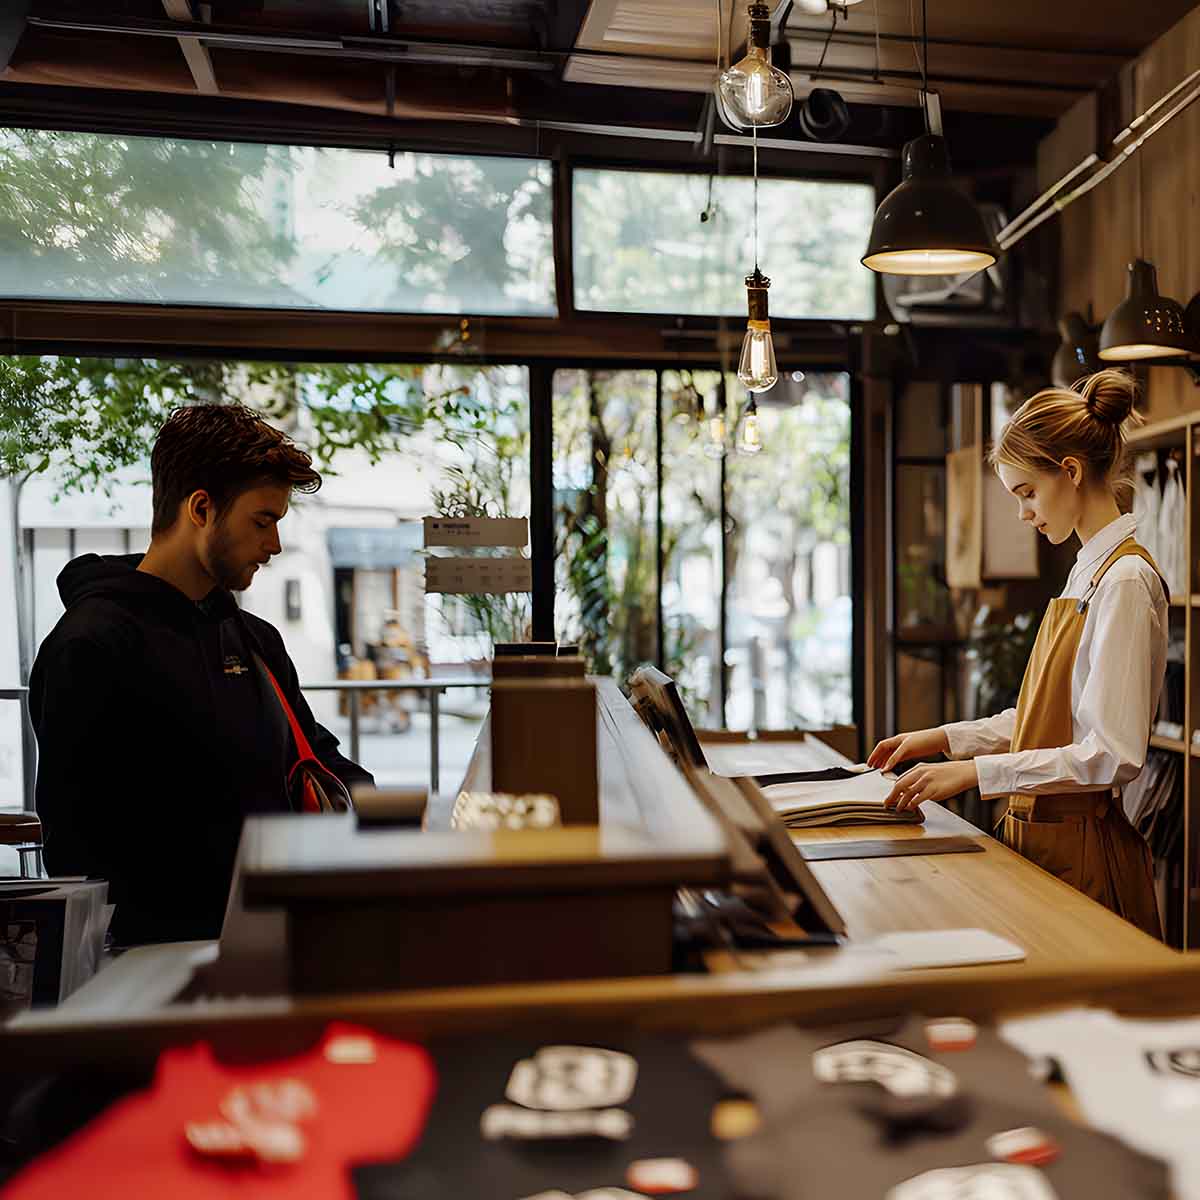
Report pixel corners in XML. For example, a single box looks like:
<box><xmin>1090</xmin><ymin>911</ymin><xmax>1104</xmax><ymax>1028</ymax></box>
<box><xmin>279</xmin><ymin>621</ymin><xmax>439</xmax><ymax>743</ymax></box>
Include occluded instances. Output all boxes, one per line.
<box><xmin>28</xmin><ymin>404</ymin><xmax>374</xmax><ymax>945</ymax></box>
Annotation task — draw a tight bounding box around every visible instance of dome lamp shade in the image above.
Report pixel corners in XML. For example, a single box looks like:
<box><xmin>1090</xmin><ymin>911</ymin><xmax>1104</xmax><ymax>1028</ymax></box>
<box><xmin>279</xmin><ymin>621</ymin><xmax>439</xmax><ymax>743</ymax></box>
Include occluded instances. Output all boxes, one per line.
<box><xmin>1051</xmin><ymin>312</ymin><xmax>1100</xmax><ymax>388</ymax></box>
<box><xmin>1099</xmin><ymin>259</ymin><xmax>1197</xmax><ymax>362</ymax></box>
<box><xmin>862</xmin><ymin>135</ymin><xmax>998</xmax><ymax>277</ymax></box>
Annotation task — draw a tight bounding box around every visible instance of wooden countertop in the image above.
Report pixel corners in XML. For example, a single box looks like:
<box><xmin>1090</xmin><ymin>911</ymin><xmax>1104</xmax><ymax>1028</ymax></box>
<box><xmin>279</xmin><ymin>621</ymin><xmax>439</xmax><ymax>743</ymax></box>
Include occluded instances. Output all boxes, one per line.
<box><xmin>4</xmin><ymin>682</ymin><xmax>1199</xmax><ymax>1069</ymax></box>
<box><xmin>784</xmin><ymin>802</ymin><xmax>1174</xmax><ymax>975</ymax></box>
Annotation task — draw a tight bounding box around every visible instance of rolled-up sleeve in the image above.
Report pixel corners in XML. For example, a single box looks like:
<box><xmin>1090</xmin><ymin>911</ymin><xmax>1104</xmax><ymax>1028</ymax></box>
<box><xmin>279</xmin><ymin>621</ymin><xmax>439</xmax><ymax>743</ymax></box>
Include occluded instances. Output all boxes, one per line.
<box><xmin>972</xmin><ymin>578</ymin><xmax>1158</xmax><ymax>799</ymax></box>
<box><xmin>942</xmin><ymin>709</ymin><xmax>1017</xmax><ymax>759</ymax></box>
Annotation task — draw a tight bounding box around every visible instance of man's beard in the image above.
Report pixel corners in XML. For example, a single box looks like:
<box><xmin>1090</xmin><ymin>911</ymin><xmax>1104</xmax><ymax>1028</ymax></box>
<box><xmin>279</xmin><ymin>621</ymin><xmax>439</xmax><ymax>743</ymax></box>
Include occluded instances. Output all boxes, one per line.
<box><xmin>208</xmin><ymin>522</ymin><xmax>253</xmax><ymax>591</ymax></box>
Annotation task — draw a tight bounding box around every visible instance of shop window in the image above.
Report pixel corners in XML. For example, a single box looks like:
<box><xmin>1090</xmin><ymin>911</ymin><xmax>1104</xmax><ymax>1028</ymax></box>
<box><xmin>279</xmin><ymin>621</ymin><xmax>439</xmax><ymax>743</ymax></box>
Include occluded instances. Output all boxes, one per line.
<box><xmin>0</xmin><ymin>130</ymin><xmax>555</xmax><ymax>315</ymax></box>
<box><xmin>572</xmin><ymin>167</ymin><xmax>875</xmax><ymax>320</ymax></box>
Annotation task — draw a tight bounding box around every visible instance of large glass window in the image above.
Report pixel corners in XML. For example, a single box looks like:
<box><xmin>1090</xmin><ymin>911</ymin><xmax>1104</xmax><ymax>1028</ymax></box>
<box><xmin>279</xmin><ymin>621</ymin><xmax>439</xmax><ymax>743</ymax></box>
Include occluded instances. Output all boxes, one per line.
<box><xmin>572</xmin><ymin>168</ymin><xmax>875</xmax><ymax>319</ymax></box>
<box><xmin>725</xmin><ymin>372</ymin><xmax>852</xmax><ymax>727</ymax></box>
<box><xmin>553</xmin><ymin>366</ymin><xmax>854</xmax><ymax>731</ymax></box>
<box><xmin>553</xmin><ymin>370</ymin><xmax>658</xmax><ymax>683</ymax></box>
<box><xmin>0</xmin><ymin>131</ymin><xmax>555</xmax><ymax>315</ymax></box>
<box><xmin>660</xmin><ymin>369</ymin><xmax>723</xmax><ymax>722</ymax></box>
<box><xmin>2</xmin><ymin>355</ymin><xmax>531</xmax><ymax>802</ymax></box>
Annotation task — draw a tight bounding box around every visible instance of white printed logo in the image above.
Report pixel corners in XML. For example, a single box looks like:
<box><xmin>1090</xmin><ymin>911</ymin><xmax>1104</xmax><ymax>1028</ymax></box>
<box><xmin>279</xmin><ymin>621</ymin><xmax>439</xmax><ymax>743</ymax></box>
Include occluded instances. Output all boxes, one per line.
<box><xmin>886</xmin><ymin>1163</ymin><xmax>1058</xmax><ymax>1200</ymax></box>
<box><xmin>483</xmin><ymin>1046</ymin><xmax>638</xmax><ymax>1143</ymax></box>
<box><xmin>519</xmin><ymin>1191</ymin><xmax>647</xmax><ymax>1200</ymax></box>
<box><xmin>507</xmin><ymin>1046</ymin><xmax>638</xmax><ymax>1110</ymax></box>
<box><xmin>813</xmin><ymin>1040</ymin><xmax>958</xmax><ymax>1099</ymax></box>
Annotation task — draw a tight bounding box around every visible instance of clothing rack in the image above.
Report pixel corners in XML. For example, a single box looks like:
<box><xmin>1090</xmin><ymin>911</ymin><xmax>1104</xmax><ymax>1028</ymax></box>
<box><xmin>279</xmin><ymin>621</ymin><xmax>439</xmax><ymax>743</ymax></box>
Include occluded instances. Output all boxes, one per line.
<box><xmin>1126</xmin><ymin>411</ymin><xmax>1200</xmax><ymax>948</ymax></box>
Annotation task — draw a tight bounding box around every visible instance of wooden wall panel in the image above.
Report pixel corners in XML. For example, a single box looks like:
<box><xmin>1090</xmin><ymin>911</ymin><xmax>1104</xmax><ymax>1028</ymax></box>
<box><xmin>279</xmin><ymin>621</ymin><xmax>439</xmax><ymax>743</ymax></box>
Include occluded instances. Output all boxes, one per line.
<box><xmin>1047</xmin><ymin>4</ymin><xmax>1200</xmax><ymax>421</ymax></box>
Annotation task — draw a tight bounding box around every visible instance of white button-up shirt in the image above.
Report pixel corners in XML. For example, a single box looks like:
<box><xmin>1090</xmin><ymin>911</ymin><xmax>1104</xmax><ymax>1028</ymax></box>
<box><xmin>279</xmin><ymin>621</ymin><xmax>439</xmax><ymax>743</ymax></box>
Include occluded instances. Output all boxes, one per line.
<box><xmin>942</xmin><ymin>513</ymin><xmax>1168</xmax><ymax>800</ymax></box>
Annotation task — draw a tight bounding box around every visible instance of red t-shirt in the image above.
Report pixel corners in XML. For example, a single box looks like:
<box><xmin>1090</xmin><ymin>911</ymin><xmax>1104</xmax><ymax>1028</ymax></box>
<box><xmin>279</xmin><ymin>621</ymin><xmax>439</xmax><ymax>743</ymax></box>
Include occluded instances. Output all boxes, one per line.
<box><xmin>2</xmin><ymin>1023</ymin><xmax>435</xmax><ymax>1200</ymax></box>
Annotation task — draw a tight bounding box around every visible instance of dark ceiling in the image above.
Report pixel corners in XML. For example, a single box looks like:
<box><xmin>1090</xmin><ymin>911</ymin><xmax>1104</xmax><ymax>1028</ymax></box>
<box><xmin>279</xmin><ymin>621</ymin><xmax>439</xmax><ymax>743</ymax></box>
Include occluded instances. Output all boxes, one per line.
<box><xmin>1</xmin><ymin>0</ymin><xmax>1196</xmax><ymax>176</ymax></box>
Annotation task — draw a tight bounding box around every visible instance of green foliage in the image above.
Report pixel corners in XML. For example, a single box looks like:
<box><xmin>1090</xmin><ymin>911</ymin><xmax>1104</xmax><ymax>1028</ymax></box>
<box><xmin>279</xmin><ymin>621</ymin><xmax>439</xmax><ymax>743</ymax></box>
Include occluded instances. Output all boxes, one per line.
<box><xmin>0</xmin><ymin>129</ymin><xmax>554</xmax><ymax>314</ymax></box>
<box><xmin>969</xmin><ymin>609</ymin><xmax>1041</xmax><ymax>714</ymax></box>
<box><xmin>573</xmin><ymin>169</ymin><xmax>875</xmax><ymax>320</ymax></box>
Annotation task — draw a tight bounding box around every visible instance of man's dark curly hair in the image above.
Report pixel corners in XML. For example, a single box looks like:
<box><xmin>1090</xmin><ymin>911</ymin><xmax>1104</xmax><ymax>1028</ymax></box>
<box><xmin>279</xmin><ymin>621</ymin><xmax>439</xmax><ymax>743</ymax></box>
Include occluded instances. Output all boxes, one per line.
<box><xmin>150</xmin><ymin>403</ymin><xmax>321</xmax><ymax>535</ymax></box>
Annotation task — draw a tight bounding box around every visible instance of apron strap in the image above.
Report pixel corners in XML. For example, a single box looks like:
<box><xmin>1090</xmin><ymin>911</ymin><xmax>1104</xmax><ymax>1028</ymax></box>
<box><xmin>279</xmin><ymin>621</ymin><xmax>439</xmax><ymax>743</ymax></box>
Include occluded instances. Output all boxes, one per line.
<box><xmin>1077</xmin><ymin>537</ymin><xmax>1169</xmax><ymax>613</ymax></box>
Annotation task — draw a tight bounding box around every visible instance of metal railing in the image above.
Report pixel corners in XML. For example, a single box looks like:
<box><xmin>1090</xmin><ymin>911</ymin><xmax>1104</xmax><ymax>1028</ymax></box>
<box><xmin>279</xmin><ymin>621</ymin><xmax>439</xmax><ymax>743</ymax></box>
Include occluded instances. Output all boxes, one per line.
<box><xmin>298</xmin><ymin>677</ymin><xmax>488</xmax><ymax>795</ymax></box>
<box><xmin>2</xmin><ymin>678</ymin><xmax>489</xmax><ymax>811</ymax></box>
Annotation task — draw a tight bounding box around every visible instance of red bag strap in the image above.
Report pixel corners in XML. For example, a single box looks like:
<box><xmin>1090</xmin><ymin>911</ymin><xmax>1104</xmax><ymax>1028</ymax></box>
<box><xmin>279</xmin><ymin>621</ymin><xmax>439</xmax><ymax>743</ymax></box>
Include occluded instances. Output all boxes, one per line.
<box><xmin>256</xmin><ymin>654</ymin><xmax>318</xmax><ymax>764</ymax></box>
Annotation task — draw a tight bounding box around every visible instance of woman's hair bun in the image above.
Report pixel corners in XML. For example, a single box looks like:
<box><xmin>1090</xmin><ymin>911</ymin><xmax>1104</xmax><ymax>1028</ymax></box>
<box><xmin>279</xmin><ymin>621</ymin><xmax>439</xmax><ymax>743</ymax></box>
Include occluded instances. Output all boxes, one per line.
<box><xmin>1078</xmin><ymin>368</ymin><xmax>1136</xmax><ymax>427</ymax></box>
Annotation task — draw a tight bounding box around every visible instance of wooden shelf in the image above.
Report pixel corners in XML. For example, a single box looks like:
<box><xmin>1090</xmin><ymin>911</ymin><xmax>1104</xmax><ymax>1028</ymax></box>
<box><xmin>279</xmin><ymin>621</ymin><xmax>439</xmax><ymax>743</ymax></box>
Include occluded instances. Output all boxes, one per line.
<box><xmin>1126</xmin><ymin>410</ymin><xmax>1195</xmax><ymax>449</ymax></box>
<box><xmin>1150</xmin><ymin>734</ymin><xmax>1187</xmax><ymax>753</ymax></box>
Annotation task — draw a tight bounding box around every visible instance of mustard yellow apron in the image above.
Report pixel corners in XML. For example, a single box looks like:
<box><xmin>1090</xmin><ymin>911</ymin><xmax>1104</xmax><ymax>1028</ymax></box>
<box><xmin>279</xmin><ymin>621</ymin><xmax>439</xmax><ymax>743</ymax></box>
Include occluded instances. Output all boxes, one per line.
<box><xmin>1000</xmin><ymin>537</ymin><xmax>1164</xmax><ymax>938</ymax></box>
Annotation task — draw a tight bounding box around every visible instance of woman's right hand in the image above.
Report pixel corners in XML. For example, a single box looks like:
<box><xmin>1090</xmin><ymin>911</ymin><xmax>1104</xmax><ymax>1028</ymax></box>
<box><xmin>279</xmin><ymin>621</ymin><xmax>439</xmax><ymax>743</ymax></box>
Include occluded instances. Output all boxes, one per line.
<box><xmin>867</xmin><ymin>727</ymin><xmax>951</xmax><ymax>773</ymax></box>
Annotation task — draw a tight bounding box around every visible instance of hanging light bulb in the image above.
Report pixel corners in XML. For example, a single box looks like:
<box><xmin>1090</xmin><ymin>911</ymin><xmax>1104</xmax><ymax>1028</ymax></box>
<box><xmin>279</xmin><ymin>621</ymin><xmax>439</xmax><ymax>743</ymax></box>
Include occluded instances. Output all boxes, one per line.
<box><xmin>703</xmin><ymin>411</ymin><xmax>728</xmax><ymax>459</ymax></box>
<box><xmin>716</xmin><ymin>2</ymin><xmax>793</xmax><ymax>130</ymax></box>
<box><xmin>703</xmin><ymin>380</ymin><xmax>728</xmax><ymax>458</ymax></box>
<box><xmin>738</xmin><ymin>268</ymin><xmax>779</xmax><ymax>393</ymax></box>
<box><xmin>738</xmin><ymin>397</ymin><xmax>764</xmax><ymax>456</ymax></box>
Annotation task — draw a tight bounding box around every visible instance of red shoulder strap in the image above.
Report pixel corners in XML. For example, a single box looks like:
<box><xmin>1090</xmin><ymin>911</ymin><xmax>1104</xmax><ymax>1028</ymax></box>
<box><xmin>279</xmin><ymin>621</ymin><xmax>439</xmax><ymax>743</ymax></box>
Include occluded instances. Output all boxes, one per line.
<box><xmin>258</xmin><ymin>656</ymin><xmax>317</xmax><ymax>764</ymax></box>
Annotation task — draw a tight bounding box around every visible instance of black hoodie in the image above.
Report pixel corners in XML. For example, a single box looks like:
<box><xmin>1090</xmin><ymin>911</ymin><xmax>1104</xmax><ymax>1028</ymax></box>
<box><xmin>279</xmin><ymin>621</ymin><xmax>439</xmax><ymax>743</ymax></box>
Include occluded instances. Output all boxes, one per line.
<box><xmin>28</xmin><ymin>553</ymin><xmax>374</xmax><ymax>945</ymax></box>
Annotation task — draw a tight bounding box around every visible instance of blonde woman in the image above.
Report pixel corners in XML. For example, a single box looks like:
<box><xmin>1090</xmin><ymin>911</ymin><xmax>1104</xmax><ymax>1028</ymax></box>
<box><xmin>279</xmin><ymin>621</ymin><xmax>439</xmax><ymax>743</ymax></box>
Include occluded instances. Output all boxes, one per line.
<box><xmin>869</xmin><ymin>369</ymin><xmax>1167</xmax><ymax>935</ymax></box>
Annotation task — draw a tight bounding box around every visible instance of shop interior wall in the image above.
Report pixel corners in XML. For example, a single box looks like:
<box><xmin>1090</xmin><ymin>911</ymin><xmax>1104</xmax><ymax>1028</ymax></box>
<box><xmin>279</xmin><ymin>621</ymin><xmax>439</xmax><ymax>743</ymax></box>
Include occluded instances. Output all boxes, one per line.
<box><xmin>1041</xmin><ymin>3</ymin><xmax>1200</xmax><ymax>421</ymax></box>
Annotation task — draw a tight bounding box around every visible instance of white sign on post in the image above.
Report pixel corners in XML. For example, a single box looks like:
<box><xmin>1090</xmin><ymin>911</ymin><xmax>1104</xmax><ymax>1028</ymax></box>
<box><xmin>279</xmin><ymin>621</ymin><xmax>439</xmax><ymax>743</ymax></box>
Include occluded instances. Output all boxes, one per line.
<box><xmin>425</xmin><ymin>556</ymin><xmax>532</xmax><ymax>595</ymax></box>
<box><xmin>423</xmin><ymin>517</ymin><xmax>528</xmax><ymax>548</ymax></box>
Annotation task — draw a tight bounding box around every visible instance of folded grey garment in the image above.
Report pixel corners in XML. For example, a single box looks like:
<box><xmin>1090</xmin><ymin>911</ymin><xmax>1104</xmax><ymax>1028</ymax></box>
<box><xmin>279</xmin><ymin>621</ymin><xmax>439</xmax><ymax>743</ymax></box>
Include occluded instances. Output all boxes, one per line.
<box><xmin>715</xmin><ymin>1091</ymin><xmax>1169</xmax><ymax>1200</ymax></box>
<box><xmin>691</xmin><ymin>1016</ymin><xmax>1060</xmax><ymax>1129</ymax></box>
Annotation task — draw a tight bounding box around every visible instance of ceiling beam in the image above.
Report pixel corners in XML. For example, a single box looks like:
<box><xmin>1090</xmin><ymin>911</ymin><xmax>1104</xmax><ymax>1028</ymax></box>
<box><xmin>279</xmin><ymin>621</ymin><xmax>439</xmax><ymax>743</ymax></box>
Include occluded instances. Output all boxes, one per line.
<box><xmin>162</xmin><ymin>0</ymin><xmax>220</xmax><ymax>95</ymax></box>
<box><xmin>0</xmin><ymin>0</ymin><xmax>32</xmax><ymax>75</ymax></box>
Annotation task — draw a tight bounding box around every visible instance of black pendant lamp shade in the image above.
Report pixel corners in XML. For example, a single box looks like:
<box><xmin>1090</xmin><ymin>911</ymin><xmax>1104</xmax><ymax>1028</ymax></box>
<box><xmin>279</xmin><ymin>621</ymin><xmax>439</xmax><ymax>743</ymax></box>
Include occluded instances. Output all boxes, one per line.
<box><xmin>1051</xmin><ymin>312</ymin><xmax>1100</xmax><ymax>388</ymax></box>
<box><xmin>862</xmin><ymin>135</ymin><xmax>998</xmax><ymax>277</ymax></box>
<box><xmin>1099</xmin><ymin>259</ymin><xmax>1197</xmax><ymax>361</ymax></box>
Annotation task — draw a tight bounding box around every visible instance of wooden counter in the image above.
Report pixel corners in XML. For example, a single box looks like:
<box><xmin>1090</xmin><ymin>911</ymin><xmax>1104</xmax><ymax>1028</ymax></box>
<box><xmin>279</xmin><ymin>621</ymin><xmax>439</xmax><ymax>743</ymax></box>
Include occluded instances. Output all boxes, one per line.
<box><xmin>4</xmin><ymin>679</ymin><xmax>1199</xmax><ymax>1071</ymax></box>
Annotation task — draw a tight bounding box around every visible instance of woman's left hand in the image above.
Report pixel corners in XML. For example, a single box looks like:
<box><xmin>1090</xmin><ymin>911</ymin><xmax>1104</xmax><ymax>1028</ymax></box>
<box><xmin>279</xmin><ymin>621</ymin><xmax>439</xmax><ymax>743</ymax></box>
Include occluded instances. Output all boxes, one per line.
<box><xmin>884</xmin><ymin>761</ymin><xmax>979</xmax><ymax>812</ymax></box>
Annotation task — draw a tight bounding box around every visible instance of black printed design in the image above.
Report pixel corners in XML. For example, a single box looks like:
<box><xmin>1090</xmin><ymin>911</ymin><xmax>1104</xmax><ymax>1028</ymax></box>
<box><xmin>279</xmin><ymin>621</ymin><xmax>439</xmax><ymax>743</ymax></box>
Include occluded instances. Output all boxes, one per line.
<box><xmin>1144</xmin><ymin>1048</ymin><xmax>1200</xmax><ymax>1079</ymax></box>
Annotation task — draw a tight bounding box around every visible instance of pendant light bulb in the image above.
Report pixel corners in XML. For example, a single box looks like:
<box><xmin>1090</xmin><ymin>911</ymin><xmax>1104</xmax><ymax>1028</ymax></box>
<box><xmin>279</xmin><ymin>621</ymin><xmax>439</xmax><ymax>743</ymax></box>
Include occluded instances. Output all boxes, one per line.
<box><xmin>738</xmin><ymin>397</ymin><xmax>764</xmax><ymax>456</ymax></box>
<box><xmin>738</xmin><ymin>269</ymin><xmax>779</xmax><ymax>393</ymax></box>
<box><xmin>716</xmin><ymin>2</ymin><xmax>793</xmax><ymax>130</ymax></box>
<box><xmin>704</xmin><ymin>412</ymin><xmax>728</xmax><ymax>459</ymax></box>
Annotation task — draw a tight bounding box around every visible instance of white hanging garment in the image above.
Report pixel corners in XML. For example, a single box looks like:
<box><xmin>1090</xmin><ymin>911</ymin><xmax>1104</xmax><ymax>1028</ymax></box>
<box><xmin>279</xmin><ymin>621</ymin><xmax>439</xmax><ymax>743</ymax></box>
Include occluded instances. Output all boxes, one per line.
<box><xmin>1131</xmin><ymin>452</ymin><xmax>1160</xmax><ymax>564</ymax></box>
<box><xmin>1157</xmin><ymin>459</ymin><xmax>1186</xmax><ymax>597</ymax></box>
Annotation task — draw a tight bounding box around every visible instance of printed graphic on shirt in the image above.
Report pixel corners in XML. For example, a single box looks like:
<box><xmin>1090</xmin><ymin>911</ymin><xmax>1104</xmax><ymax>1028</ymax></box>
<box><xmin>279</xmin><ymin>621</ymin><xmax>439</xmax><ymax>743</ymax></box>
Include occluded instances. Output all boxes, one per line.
<box><xmin>986</xmin><ymin>1127</ymin><xmax>1062</xmax><ymax>1167</ymax></box>
<box><xmin>519</xmin><ymin>1191</ymin><xmax>648</xmax><ymax>1200</ymax></box>
<box><xmin>481</xmin><ymin>1105</ymin><xmax>634</xmax><ymax>1141</ymax></box>
<box><xmin>709</xmin><ymin>1099</ymin><xmax>760</xmax><ymax>1141</ymax></box>
<box><xmin>886</xmin><ymin>1163</ymin><xmax>1058</xmax><ymax>1200</ymax></box>
<box><xmin>924</xmin><ymin>1018</ymin><xmax>979</xmax><ymax>1053</ymax></box>
<box><xmin>223</xmin><ymin>654</ymin><xmax>250</xmax><ymax>676</ymax></box>
<box><xmin>506</xmin><ymin>1046</ymin><xmax>638</xmax><ymax>1110</ymax></box>
<box><xmin>186</xmin><ymin>1077</ymin><xmax>319</xmax><ymax>1166</ymax></box>
<box><xmin>1145</xmin><ymin>1048</ymin><xmax>1200</xmax><ymax>1079</ymax></box>
<box><xmin>482</xmin><ymin>1046</ymin><xmax>638</xmax><ymax>1143</ymax></box>
<box><xmin>626</xmin><ymin>1158</ymin><xmax>698</xmax><ymax>1194</ymax></box>
<box><xmin>813</xmin><ymin>1040</ymin><xmax>959</xmax><ymax>1099</ymax></box>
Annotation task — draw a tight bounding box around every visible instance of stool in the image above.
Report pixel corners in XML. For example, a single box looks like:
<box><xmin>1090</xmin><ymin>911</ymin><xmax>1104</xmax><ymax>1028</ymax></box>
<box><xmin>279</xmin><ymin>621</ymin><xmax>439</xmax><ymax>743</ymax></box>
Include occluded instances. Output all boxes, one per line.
<box><xmin>0</xmin><ymin>812</ymin><xmax>43</xmax><ymax>879</ymax></box>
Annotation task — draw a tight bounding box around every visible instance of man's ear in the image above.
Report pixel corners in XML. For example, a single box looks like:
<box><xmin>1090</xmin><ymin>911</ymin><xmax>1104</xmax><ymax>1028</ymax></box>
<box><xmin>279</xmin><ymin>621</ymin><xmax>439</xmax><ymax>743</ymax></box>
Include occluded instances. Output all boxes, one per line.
<box><xmin>185</xmin><ymin>489</ymin><xmax>215</xmax><ymax>530</ymax></box>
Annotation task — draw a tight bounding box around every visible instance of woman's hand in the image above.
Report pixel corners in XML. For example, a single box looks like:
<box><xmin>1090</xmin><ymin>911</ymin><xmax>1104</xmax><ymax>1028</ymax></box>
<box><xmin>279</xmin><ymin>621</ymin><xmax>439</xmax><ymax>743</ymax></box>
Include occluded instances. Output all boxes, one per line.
<box><xmin>867</xmin><ymin>727</ymin><xmax>950</xmax><ymax>772</ymax></box>
<box><xmin>885</xmin><ymin>760</ymin><xmax>979</xmax><ymax>811</ymax></box>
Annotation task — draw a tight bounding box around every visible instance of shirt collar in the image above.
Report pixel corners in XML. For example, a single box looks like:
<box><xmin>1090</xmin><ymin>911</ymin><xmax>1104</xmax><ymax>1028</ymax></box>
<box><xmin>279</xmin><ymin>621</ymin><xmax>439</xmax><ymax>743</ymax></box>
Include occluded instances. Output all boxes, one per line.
<box><xmin>1071</xmin><ymin>512</ymin><xmax>1138</xmax><ymax>585</ymax></box>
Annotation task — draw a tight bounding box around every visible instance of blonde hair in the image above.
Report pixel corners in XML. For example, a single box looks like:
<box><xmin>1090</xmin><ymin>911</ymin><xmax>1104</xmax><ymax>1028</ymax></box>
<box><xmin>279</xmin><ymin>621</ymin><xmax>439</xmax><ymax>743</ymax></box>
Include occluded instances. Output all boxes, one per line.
<box><xmin>988</xmin><ymin>368</ymin><xmax>1144</xmax><ymax>500</ymax></box>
